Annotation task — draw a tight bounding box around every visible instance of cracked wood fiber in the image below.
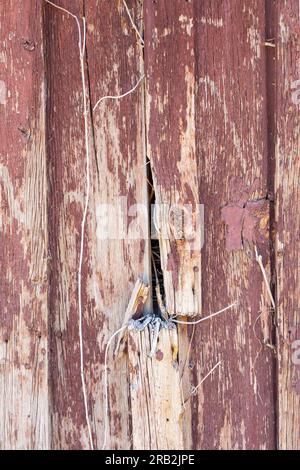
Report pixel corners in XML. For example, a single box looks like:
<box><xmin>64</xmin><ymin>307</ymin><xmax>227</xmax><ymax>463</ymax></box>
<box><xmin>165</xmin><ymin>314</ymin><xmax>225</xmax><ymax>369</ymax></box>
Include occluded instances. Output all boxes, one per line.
<box><xmin>1</xmin><ymin>0</ymin><xmax>300</xmax><ymax>451</ymax></box>
<box><xmin>45</xmin><ymin>0</ymin><xmax>149</xmax><ymax>449</ymax></box>
<box><xmin>145</xmin><ymin>0</ymin><xmax>201</xmax><ymax>319</ymax></box>
<box><xmin>85</xmin><ymin>0</ymin><xmax>150</xmax><ymax>450</ymax></box>
<box><xmin>128</xmin><ymin>327</ymin><xmax>183</xmax><ymax>450</ymax></box>
<box><xmin>274</xmin><ymin>0</ymin><xmax>300</xmax><ymax>450</ymax></box>
<box><xmin>0</xmin><ymin>0</ymin><xmax>49</xmax><ymax>449</ymax></box>
<box><xmin>190</xmin><ymin>0</ymin><xmax>276</xmax><ymax>449</ymax></box>
<box><xmin>144</xmin><ymin>0</ymin><xmax>199</xmax><ymax>448</ymax></box>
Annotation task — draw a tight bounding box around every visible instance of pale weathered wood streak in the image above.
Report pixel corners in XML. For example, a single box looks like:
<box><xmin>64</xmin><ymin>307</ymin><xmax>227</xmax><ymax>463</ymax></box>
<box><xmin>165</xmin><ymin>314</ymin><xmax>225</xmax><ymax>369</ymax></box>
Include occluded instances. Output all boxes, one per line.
<box><xmin>274</xmin><ymin>0</ymin><xmax>300</xmax><ymax>450</ymax></box>
<box><xmin>0</xmin><ymin>0</ymin><xmax>49</xmax><ymax>449</ymax></box>
<box><xmin>45</xmin><ymin>0</ymin><xmax>91</xmax><ymax>449</ymax></box>
<box><xmin>85</xmin><ymin>0</ymin><xmax>150</xmax><ymax>450</ymax></box>
<box><xmin>128</xmin><ymin>328</ymin><xmax>183</xmax><ymax>450</ymax></box>
<box><xmin>45</xmin><ymin>0</ymin><xmax>149</xmax><ymax>449</ymax></box>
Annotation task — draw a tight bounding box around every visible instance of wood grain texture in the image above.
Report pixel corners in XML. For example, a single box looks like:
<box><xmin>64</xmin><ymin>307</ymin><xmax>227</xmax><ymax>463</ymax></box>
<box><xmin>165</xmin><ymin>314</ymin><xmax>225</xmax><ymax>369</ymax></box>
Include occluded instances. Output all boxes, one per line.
<box><xmin>144</xmin><ymin>0</ymin><xmax>200</xmax><ymax>448</ymax></box>
<box><xmin>45</xmin><ymin>0</ymin><xmax>149</xmax><ymax>449</ymax></box>
<box><xmin>85</xmin><ymin>0</ymin><xmax>149</xmax><ymax>450</ymax></box>
<box><xmin>44</xmin><ymin>0</ymin><xmax>91</xmax><ymax>449</ymax></box>
<box><xmin>128</xmin><ymin>327</ymin><xmax>183</xmax><ymax>450</ymax></box>
<box><xmin>0</xmin><ymin>0</ymin><xmax>49</xmax><ymax>449</ymax></box>
<box><xmin>274</xmin><ymin>0</ymin><xmax>300</xmax><ymax>450</ymax></box>
<box><xmin>144</xmin><ymin>0</ymin><xmax>201</xmax><ymax>318</ymax></box>
<box><xmin>191</xmin><ymin>0</ymin><xmax>276</xmax><ymax>449</ymax></box>
<box><xmin>1</xmin><ymin>0</ymin><xmax>300</xmax><ymax>451</ymax></box>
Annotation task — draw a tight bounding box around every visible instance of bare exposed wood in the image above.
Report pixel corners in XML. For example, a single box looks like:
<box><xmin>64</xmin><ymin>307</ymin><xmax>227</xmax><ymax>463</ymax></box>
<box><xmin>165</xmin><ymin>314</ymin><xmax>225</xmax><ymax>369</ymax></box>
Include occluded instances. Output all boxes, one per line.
<box><xmin>114</xmin><ymin>279</ymin><xmax>150</xmax><ymax>358</ymax></box>
<box><xmin>144</xmin><ymin>0</ymin><xmax>201</xmax><ymax>449</ymax></box>
<box><xmin>274</xmin><ymin>0</ymin><xmax>300</xmax><ymax>450</ymax></box>
<box><xmin>83</xmin><ymin>0</ymin><xmax>149</xmax><ymax>450</ymax></box>
<box><xmin>128</xmin><ymin>327</ymin><xmax>183</xmax><ymax>450</ymax></box>
<box><xmin>0</xmin><ymin>0</ymin><xmax>49</xmax><ymax>449</ymax></box>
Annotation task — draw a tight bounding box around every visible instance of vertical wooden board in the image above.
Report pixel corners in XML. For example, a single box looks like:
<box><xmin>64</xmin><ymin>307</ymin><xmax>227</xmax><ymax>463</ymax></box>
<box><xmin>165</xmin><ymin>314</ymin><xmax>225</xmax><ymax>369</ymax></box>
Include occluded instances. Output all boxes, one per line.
<box><xmin>144</xmin><ymin>0</ymin><xmax>199</xmax><ymax>448</ymax></box>
<box><xmin>144</xmin><ymin>0</ymin><xmax>201</xmax><ymax>318</ymax></box>
<box><xmin>45</xmin><ymin>0</ymin><xmax>149</xmax><ymax>449</ymax></box>
<box><xmin>191</xmin><ymin>1</ymin><xmax>276</xmax><ymax>449</ymax></box>
<box><xmin>44</xmin><ymin>0</ymin><xmax>92</xmax><ymax>449</ymax></box>
<box><xmin>85</xmin><ymin>0</ymin><xmax>149</xmax><ymax>450</ymax></box>
<box><xmin>275</xmin><ymin>0</ymin><xmax>300</xmax><ymax>450</ymax></box>
<box><xmin>0</xmin><ymin>1</ymin><xmax>49</xmax><ymax>449</ymax></box>
<box><xmin>128</xmin><ymin>328</ymin><xmax>184</xmax><ymax>450</ymax></box>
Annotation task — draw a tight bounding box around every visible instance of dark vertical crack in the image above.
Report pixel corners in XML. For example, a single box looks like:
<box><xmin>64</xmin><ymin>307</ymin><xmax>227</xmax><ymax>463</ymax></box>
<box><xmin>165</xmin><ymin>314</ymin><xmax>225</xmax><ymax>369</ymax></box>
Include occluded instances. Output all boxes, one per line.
<box><xmin>147</xmin><ymin>157</ymin><xmax>166</xmax><ymax>316</ymax></box>
<box><xmin>141</xmin><ymin>3</ymin><xmax>166</xmax><ymax>320</ymax></box>
<box><xmin>265</xmin><ymin>0</ymin><xmax>278</xmax><ymax>450</ymax></box>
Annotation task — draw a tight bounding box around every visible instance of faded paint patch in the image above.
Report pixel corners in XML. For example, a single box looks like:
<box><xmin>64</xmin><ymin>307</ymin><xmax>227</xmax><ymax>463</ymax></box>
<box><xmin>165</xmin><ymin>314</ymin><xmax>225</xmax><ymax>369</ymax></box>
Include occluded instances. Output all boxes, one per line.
<box><xmin>179</xmin><ymin>15</ymin><xmax>193</xmax><ymax>36</ymax></box>
<box><xmin>0</xmin><ymin>80</ymin><xmax>6</xmax><ymax>104</ymax></box>
<box><xmin>247</xmin><ymin>25</ymin><xmax>261</xmax><ymax>62</ymax></box>
<box><xmin>200</xmin><ymin>17</ymin><xmax>224</xmax><ymax>28</ymax></box>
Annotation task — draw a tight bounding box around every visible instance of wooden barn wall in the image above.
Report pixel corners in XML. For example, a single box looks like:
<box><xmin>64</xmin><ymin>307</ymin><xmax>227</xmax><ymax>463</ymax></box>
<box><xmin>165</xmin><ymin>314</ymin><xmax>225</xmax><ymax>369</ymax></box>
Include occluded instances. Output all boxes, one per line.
<box><xmin>0</xmin><ymin>0</ymin><xmax>300</xmax><ymax>450</ymax></box>
<box><xmin>0</xmin><ymin>0</ymin><xmax>49</xmax><ymax>449</ymax></box>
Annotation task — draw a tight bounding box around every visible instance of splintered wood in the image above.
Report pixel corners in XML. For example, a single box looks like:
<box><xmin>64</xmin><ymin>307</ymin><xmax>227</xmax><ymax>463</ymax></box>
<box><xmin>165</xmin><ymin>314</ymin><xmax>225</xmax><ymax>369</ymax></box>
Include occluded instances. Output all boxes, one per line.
<box><xmin>128</xmin><ymin>327</ymin><xmax>184</xmax><ymax>450</ymax></box>
<box><xmin>114</xmin><ymin>279</ymin><xmax>150</xmax><ymax>357</ymax></box>
<box><xmin>145</xmin><ymin>0</ymin><xmax>201</xmax><ymax>318</ymax></box>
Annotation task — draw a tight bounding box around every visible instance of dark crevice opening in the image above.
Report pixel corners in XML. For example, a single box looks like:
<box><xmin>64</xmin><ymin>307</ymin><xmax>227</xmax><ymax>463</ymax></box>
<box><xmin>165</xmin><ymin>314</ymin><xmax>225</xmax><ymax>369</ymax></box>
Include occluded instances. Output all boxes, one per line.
<box><xmin>265</xmin><ymin>0</ymin><xmax>278</xmax><ymax>450</ymax></box>
<box><xmin>141</xmin><ymin>6</ymin><xmax>165</xmax><ymax>319</ymax></box>
<box><xmin>146</xmin><ymin>157</ymin><xmax>166</xmax><ymax>317</ymax></box>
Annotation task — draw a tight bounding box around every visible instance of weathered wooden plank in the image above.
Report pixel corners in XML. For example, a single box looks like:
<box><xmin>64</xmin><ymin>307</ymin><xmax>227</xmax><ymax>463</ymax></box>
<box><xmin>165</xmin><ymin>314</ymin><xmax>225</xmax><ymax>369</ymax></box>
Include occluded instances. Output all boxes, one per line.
<box><xmin>144</xmin><ymin>0</ymin><xmax>201</xmax><ymax>318</ymax></box>
<box><xmin>0</xmin><ymin>0</ymin><xmax>49</xmax><ymax>449</ymax></box>
<box><xmin>274</xmin><ymin>0</ymin><xmax>300</xmax><ymax>450</ymax></box>
<box><xmin>128</xmin><ymin>327</ymin><xmax>183</xmax><ymax>450</ymax></box>
<box><xmin>45</xmin><ymin>0</ymin><xmax>149</xmax><ymax>449</ymax></box>
<box><xmin>3</xmin><ymin>0</ymin><xmax>300</xmax><ymax>451</ymax></box>
<box><xmin>190</xmin><ymin>0</ymin><xmax>276</xmax><ymax>449</ymax></box>
<box><xmin>44</xmin><ymin>0</ymin><xmax>90</xmax><ymax>449</ymax></box>
<box><xmin>85</xmin><ymin>0</ymin><xmax>150</xmax><ymax>449</ymax></box>
<box><xmin>144</xmin><ymin>0</ymin><xmax>199</xmax><ymax>449</ymax></box>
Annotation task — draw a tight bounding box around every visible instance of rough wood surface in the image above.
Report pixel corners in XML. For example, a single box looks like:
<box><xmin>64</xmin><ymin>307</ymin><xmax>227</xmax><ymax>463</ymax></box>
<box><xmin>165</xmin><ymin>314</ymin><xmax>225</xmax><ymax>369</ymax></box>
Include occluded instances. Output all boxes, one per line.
<box><xmin>45</xmin><ymin>0</ymin><xmax>149</xmax><ymax>449</ymax></box>
<box><xmin>274</xmin><ymin>0</ymin><xmax>300</xmax><ymax>450</ymax></box>
<box><xmin>0</xmin><ymin>0</ymin><xmax>49</xmax><ymax>450</ymax></box>
<box><xmin>45</xmin><ymin>0</ymin><xmax>92</xmax><ymax>449</ymax></box>
<box><xmin>128</xmin><ymin>327</ymin><xmax>183</xmax><ymax>450</ymax></box>
<box><xmin>190</xmin><ymin>0</ymin><xmax>276</xmax><ymax>449</ymax></box>
<box><xmin>144</xmin><ymin>0</ymin><xmax>201</xmax><ymax>448</ymax></box>
<box><xmin>1</xmin><ymin>0</ymin><xmax>300</xmax><ymax>451</ymax></box>
<box><xmin>85</xmin><ymin>0</ymin><xmax>150</xmax><ymax>450</ymax></box>
<box><xmin>145</xmin><ymin>0</ymin><xmax>201</xmax><ymax>318</ymax></box>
